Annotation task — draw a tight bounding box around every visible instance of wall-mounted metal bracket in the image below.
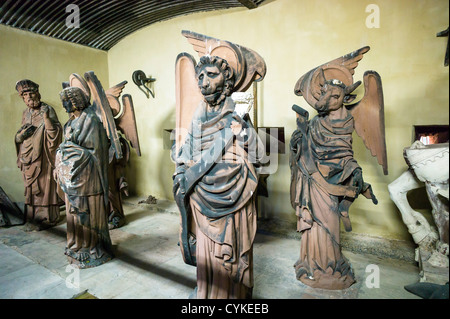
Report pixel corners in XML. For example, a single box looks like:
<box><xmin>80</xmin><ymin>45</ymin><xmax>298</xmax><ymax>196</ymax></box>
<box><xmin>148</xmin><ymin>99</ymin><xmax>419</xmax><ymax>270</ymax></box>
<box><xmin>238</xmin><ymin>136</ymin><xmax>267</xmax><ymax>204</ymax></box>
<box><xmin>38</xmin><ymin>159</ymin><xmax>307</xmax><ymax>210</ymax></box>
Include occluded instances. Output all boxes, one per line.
<box><xmin>132</xmin><ymin>70</ymin><xmax>156</xmax><ymax>98</ymax></box>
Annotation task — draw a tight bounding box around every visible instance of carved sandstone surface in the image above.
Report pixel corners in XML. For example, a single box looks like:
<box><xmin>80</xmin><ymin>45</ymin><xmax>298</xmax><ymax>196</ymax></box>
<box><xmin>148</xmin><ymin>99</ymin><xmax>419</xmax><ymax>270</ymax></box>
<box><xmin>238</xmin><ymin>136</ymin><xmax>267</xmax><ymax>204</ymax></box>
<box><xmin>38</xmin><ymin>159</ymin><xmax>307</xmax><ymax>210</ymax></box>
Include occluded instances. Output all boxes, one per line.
<box><xmin>14</xmin><ymin>79</ymin><xmax>63</xmax><ymax>230</ymax></box>
<box><xmin>173</xmin><ymin>31</ymin><xmax>266</xmax><ymax>299</ymax></box>
<box><xmin>290</xmin><ymin>46</ymin><xmax>387</xmax><ymax>290</ymax></box>
<box><xmin>389</xmin><ymin>141</ymin><xmax>449</xmax><ymax>283</ymax></box>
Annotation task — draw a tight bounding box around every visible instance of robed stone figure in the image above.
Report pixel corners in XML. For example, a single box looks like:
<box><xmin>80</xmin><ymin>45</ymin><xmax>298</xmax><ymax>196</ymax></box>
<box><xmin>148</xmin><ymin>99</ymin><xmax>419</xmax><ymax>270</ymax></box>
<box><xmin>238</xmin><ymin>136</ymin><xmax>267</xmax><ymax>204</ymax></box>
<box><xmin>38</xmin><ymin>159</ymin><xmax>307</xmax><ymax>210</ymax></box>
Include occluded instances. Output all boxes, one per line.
<box><xmin>172</xmin><ymin>31</ymin><xmax>267</xmax><ymax>299</ymax></box>
<box><xmin>290</xmin><ymin>47</ymin><xmax>388</xmax><ymax>289</ymax></box>
<box><xmin>14</xmin><ymin>79</ymin><xmax>63</xmax><ymax>230</ymax></box>
<box><xmin>55</xmin><ymin>84</ymin><xmax>113</xmax><ymax>268</ymax></box>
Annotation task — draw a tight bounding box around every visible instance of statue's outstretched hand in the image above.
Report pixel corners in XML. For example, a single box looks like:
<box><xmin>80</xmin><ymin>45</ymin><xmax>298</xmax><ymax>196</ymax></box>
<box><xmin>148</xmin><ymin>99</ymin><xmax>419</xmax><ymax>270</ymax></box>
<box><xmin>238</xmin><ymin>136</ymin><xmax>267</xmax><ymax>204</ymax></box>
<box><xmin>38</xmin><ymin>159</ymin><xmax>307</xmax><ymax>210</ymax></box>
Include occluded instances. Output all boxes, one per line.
<box><xmin>352</xmin><ymin>168</ymin><xmax>364</xmax><ymax>195</ymax></box>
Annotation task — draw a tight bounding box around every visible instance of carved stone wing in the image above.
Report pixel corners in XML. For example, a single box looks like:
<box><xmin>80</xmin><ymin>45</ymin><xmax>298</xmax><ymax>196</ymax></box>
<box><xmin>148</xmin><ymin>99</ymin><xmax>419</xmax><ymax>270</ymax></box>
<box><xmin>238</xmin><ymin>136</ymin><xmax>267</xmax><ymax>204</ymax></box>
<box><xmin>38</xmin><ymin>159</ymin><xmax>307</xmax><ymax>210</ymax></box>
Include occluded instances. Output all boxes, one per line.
<box><xmin>84</xmin><ymin>71</ymin><xmax>123</xmax><ymax>160</ymax></box>
<box><xmin>174</xmin><ymin>52</ymin><xmax>203</xmax><ymax>267</ymax></box>
<box><xmin>326</xmin><ymin>46</ymin><xmax>370</xmax><ymax>77</ymax></box>
<box><xmin>106</xmin><ymin>80</ymin><xmax>127</xmax><ymax>116</ymax></box>
<box><xmin>174</xmin><ymin>52</ymin><xmax>203</xmax><ymax>154</ymax></box>
<box><xmin>106</xmin><ymin>81</ymin><xmax>141</xmax><ymax>157</ymax></box>
<box><xmin>294</xmin><ymin>46</ymin><xmax>370</xmax><ymax>108</ymax></box>
<box><xmin>117</xmin><ymin>94</ymin><xmax>141</xmax><ymax>157</ymax></box>
<box><xmin>349</xmin><ymin>71</ymin><xmax>388</xmax><ymax>175</ymax></box>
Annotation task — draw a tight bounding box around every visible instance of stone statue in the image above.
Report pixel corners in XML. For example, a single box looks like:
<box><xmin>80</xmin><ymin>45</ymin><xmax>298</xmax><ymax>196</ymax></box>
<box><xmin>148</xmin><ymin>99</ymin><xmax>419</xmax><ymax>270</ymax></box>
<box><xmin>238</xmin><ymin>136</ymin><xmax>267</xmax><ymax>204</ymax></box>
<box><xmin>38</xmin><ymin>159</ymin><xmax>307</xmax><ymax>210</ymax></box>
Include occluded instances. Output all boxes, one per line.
<box><xmin>106</xmin><ymin>135</ymin><xmax>130</xmax><ymax>229</ymax></box>
<box><xmin>55</xmin><ymin>72</ymin><xmax>123</xmax><ymax>268</ymax></box>
<box><xmin>172</xmin><ymin>31</ymin><xmax>266</xmax><ymax>299</ymax></box>
<box><xmin>290</xmin><ymin>47</ymin><xmax>388</xmax><ymax>289</ymax></box>
<box><xmin>14</xmin><ymin>79</ymin><xmax>63</xmax><ymax>231</ymax></box>
<box><xmin>104</xmin><ymin>81</ymin><xmax>141</xmax><ymax>229</ymax></box>
<box><xmin>389</xmin><ymin>141</ymin><xmax>449</xmax><ymax>285</ymax></box>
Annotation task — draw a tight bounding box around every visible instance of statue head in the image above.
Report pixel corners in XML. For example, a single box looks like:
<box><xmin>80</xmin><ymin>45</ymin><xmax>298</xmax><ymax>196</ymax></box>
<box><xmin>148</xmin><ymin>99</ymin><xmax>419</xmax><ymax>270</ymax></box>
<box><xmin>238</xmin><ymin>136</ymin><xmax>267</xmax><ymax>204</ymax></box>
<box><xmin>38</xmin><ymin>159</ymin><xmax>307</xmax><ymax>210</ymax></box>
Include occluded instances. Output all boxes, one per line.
<box><xmin>314</xmin><ymin>68</ymin><xmax>360</xmax><ymax>115</ymax></box>
<box><xmin>195</xmin><ymin>55</ymin><xmax>234</xmax><ymax>106</ymax></box>
<box><xmin>59</xmin><ymin>86</ymin><xmax>89</xmax><ymax>114</ymax></box>
<box><xmin>16</xmin><ymin>79</ymin><xmax>41</xmax><ymax>109</ymax></box>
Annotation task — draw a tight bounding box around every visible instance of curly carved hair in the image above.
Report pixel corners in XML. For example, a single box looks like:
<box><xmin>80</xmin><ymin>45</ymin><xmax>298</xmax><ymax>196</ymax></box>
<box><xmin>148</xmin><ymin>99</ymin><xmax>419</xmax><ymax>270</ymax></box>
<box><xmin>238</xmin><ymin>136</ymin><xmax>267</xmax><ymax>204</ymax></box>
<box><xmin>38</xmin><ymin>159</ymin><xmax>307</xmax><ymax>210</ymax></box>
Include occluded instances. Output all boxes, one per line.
<box><xmin>195</xmin><ymin>55</ymin><xmax>235</xmax><ymax>97</ymax></box>
<box><xmin>59</xmin><ymin>86</ymin><xmax>89</xmax><ymax>110</ymax></box>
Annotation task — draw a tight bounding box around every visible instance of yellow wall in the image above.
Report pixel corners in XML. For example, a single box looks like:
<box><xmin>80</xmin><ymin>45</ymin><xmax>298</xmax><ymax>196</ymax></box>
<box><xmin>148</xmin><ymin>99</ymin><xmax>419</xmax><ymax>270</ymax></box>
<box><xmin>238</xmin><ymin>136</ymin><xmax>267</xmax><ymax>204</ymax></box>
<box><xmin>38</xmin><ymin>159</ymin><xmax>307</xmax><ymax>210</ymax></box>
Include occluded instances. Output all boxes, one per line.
<box><xmin>0</xmin><ymin>24</ymin><xmax>109</xmax><ymax>202</ymax></box>
<box><xmin>108</xmin><ymin>0</ymin><xmax>449</xmax><ymax>241</ymax></box>
<box><xmin>0</xmin><ymin>0</ymin><xmax>448</xmax><ymax>242</ymax></box>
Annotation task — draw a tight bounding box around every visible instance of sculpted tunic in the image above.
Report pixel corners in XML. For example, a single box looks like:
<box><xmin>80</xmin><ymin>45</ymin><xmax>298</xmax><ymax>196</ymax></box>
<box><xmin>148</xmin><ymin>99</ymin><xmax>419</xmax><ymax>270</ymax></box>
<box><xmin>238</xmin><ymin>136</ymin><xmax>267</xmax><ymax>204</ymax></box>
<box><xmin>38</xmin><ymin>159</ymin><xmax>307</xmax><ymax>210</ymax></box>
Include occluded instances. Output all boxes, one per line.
<box><xmin>175</xmin><ymin>97</ymin><xmax>261</xmax><ymax>298</ymax></box>
<box><xmin>290</xmin><ymin>110</ymin><xmax>362</xmax><ymax>289</ymax></box>
<box><xmin>15</xmin><ymin>103</ymin><xmax>63</xmax><ymax>224</ymax></box>
<box><xmin>56</xmin><ymin>107</ymin><xmax>112</xmax><ymax>265</ymax></box>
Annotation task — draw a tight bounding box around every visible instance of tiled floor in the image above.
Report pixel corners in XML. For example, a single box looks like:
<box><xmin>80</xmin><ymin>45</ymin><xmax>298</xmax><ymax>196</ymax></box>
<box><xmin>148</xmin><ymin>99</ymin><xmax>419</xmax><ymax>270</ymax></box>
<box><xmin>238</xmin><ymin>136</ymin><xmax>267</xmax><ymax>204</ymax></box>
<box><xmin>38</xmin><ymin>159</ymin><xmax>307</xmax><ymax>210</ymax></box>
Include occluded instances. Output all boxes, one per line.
<box><xmin>0</xmin><ymin>198</ymin><xmax>422</xmax><ymax>300</ymax></box>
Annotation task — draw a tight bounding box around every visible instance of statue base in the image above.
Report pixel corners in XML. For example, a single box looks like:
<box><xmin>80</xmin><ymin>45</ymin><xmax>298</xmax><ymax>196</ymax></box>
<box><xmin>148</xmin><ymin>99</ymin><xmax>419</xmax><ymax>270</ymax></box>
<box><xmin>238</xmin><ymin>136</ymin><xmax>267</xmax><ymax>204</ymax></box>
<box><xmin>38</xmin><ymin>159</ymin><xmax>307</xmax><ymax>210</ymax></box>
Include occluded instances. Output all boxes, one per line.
<box><xmin>65</xmin><ymin>249</ymin><xmax>113</xmax><ymax>269</ymax></box>
<box><xmin>417</xmin><ymin>248</ymin><xmax>449</xmax><ymax>284</ymax></box>
<box><xmin>295</xmin><ymin>265</ymin><xmax>356</xmax><ymax>290</ymax></box>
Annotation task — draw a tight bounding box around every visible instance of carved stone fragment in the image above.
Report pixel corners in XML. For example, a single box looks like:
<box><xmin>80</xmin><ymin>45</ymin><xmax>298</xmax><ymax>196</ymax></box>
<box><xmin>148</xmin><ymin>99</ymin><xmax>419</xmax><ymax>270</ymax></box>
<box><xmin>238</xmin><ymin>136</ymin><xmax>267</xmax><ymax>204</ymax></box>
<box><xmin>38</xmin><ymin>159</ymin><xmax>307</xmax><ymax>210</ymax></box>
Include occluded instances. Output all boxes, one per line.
<box><xmin>389</xmin><ymin>141</ymin><xmax>449</xmax><ymax>285</ymax></box>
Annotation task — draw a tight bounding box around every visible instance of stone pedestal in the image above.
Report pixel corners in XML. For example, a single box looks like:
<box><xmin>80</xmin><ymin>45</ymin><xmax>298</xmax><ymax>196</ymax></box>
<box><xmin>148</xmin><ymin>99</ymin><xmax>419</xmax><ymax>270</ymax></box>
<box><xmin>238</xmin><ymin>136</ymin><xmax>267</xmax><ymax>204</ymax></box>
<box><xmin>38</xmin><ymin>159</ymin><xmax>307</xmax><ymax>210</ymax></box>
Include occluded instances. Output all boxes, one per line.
<box><xmin>417</xmin><ymin>247</ymin><xmax>449</xmax><ymax>284</ymax></box>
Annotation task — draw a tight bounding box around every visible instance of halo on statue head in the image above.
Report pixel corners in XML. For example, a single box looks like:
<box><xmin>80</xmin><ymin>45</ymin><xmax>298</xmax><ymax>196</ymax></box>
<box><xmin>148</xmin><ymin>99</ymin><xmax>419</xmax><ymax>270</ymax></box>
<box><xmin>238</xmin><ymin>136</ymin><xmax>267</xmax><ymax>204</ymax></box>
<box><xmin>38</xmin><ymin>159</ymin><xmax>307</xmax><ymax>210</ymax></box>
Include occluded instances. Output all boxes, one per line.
<box><xmin>209</xmin><ymin>43</ymin><xmax>244</xmax><ymax>88</ymax></box>
<box><xmin>69</xmin><ymin>73</ymin><xmax>91</xmax><ymax>102</ymax></box>
<box><xmin>295</xmin><ymin>65</ymin><xmax>355</xmax><ymax>107</ymax></box>
<box><xmin>182</xmin><ymin>30</ymin><xmax>266</xmax><ymax>93</ymax></box>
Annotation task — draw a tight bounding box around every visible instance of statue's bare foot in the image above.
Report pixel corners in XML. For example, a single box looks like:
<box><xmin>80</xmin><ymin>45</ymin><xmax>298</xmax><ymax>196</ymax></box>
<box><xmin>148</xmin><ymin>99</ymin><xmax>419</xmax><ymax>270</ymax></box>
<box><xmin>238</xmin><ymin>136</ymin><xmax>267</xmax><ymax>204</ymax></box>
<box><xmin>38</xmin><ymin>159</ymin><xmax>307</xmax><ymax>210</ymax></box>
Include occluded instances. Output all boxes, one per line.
<box><xmin>76</xmin><ymin>250</ymin><xmax>90</xmax><ymax>262</ymax></box>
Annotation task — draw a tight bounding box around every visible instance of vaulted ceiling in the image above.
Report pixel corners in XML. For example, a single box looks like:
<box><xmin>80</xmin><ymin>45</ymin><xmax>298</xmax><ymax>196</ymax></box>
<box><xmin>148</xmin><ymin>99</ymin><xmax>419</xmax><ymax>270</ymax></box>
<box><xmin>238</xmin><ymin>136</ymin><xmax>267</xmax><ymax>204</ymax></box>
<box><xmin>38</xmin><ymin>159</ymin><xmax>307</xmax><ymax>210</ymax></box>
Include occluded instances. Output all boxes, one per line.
<box><xmin>0</xmin><ymin>0</ymin><xmax>269</xmax><ymax>51</ymax></box>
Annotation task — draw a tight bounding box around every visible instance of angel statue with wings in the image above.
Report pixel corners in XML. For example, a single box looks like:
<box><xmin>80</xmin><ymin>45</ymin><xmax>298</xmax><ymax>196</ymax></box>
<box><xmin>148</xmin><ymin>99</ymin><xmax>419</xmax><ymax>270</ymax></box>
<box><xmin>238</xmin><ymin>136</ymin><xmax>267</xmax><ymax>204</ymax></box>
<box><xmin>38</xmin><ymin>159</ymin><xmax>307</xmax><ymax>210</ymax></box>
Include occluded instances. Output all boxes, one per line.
<box><xmin>172</xmin><ymin>31</ymin><xmax>266</xmax><ymax>299</ymax></box>
<box><xmin>104</xmin><ymin>80</ymin><xmax>141</xmax><ymax>229</ymax></box>
<box><xmin>289</xmin><ymin>47</ymin><xmax>388</xmax><ymax>290</ymax></box>
<box><xmin>55</xmin><ymin>72</ymin><xmax>138</xmax><ymax>268</ymax></box>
